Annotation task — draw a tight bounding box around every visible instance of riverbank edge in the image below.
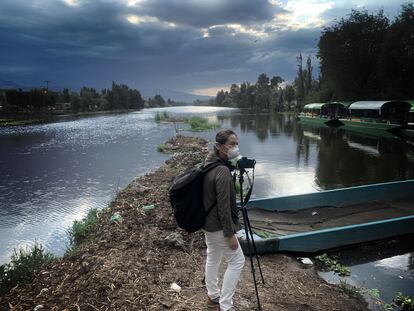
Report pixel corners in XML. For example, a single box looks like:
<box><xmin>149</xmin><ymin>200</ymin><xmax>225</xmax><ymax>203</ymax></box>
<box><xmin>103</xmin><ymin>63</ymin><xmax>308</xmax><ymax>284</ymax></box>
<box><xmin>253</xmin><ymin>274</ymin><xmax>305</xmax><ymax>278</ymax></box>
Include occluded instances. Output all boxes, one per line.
<box><xmin>0</xmin><ymin>135</ymin><xmax>368</xmax><ymax>311</ymax></box>
<box><xmin>0</xmin><ymin>109</ymin><xmax>140</xmax><ymax>127</ymax></box>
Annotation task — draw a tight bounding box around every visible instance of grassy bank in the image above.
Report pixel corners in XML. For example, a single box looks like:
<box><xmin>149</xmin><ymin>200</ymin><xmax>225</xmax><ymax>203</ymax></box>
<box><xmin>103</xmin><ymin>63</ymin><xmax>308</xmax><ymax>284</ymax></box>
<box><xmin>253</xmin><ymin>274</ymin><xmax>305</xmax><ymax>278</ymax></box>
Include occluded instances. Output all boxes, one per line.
<box><xmin>0</xmin><ymin>109</ymin><xmax>139</xmax><ymax>127</ymax></box>
<box><xmin>0</xmin><ymin>117</ymin><xmax>55</xmax><ymax>126</ymax></box>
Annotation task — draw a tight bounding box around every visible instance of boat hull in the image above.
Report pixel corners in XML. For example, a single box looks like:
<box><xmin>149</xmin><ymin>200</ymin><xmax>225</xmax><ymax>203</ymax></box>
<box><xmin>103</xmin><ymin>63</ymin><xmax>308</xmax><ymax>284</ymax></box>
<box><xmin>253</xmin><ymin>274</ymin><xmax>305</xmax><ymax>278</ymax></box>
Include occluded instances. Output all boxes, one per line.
<box><xmin>238</xmin><ymin>180</ymin><xmax>414</xmax><ymax>253</ymax></box>
<box><xmin>298</xmin><ymin>116</ymin><xmax>342</xmax><ymax>126</ymax></box>
<box><xmin>338</xmin><ymin>119</ymin><xmax>401</xmax><ymax>131</ymax></box>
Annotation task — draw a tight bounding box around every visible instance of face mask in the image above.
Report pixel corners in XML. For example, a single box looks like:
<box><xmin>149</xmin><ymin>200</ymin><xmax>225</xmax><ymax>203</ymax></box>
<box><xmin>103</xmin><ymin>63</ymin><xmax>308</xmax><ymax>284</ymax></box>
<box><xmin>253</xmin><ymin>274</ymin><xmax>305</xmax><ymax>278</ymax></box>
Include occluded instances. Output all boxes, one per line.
<box><xmin>227</xmin><ymin>145</ymin><xmax>240</xmax><ymax>160</ymax></box>
<box><xmin>227</xmin><ymin>146</ymin><xmax>242</xmax><ymax>167</ymax></box>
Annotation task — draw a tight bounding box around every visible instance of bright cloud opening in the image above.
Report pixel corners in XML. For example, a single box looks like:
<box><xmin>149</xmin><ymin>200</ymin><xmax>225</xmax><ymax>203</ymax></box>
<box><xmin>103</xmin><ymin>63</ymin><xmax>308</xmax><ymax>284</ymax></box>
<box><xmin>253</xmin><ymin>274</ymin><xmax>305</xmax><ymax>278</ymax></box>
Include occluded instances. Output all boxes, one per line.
<box><xmin>63</xmin><ymin>0</ymin><xmax>79</xmax><ymax>7</ymax></box>
<box><xmin>283</xmin><ymin>0</ymin><xmax>334</xmax><ymax>29</ymax></box>
<box><xmin>127</xmin><ymin>15</ymin><xmax>159</xmax><ymax>25</ymax></box>
<box><xmin>190</xmin><ymin>86</ymin><xmax>230</xmax><ymax>97</ymax></box>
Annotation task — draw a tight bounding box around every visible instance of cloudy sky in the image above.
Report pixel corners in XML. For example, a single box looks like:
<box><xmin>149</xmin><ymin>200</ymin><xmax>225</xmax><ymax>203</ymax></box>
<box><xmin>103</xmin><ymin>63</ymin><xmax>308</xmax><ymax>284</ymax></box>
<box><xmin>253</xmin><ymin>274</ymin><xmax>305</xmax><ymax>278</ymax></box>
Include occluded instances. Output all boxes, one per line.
<box><xmin>0</xmin><ymin>0</ymin><xmax>407</xmax><ymax>96</ymax></box>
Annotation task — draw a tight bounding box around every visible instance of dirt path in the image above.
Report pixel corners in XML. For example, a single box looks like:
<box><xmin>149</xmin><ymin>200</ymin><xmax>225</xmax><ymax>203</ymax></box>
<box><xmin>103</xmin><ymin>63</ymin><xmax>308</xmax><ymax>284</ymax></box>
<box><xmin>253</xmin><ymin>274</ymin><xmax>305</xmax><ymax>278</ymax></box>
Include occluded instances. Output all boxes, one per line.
<box><xmin>1</xmin><ymin>135</ymin><xmax>368</xmax><ymax>311</ymax></box>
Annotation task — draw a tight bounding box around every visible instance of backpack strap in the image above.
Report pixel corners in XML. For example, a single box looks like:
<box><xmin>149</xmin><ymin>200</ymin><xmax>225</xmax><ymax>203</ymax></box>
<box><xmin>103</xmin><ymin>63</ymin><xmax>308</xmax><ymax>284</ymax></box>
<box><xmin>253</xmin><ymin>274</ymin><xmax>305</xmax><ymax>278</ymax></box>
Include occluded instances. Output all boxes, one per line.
<box><xmin>202</xmin><ymin>161</ymin><xmax>226</xmax><ymax>216</ymax></box>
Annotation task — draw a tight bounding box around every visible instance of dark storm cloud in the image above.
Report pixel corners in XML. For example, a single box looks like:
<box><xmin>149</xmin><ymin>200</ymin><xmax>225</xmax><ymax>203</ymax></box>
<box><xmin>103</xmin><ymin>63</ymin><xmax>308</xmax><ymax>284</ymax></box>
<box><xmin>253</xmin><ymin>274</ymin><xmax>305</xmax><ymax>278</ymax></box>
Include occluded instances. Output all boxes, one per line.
<box><xmin>0</xmin><ymin>0</ymin><xmax>316</xmax><ymax>92</ymax></box>
<box><xmin>133</xmin><ymin>0</ymin><xmax>286</xmax><ymax>28</ymax></box>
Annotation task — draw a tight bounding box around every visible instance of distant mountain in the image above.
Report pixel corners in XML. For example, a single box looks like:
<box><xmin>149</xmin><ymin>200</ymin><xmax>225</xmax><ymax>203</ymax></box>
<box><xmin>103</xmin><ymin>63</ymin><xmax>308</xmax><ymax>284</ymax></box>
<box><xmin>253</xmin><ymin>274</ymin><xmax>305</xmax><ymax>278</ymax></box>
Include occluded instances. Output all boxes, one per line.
<box><xmin>0</xmin><ymin>78</ymin><xmax>26</xmax><ymax>90</ymax></box>
<box><xmin>140</xmin><ymin>88</ymin><xmax>213</xmax><ymax>103</ymax></box>
<box><xmin>0</xmin><ymin>78</ymin><xmax>76</xmax><ymax>92</ymax></box>
<box><xmin>0</xmin><ymin>80</ymin><xmax>214</xmax><ymax>103</ymax></box>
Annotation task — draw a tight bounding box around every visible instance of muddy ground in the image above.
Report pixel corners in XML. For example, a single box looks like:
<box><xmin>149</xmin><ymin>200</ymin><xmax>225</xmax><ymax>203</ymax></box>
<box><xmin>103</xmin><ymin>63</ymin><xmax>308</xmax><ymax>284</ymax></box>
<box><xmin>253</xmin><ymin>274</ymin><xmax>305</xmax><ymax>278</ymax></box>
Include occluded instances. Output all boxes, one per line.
<box><xmin>0</xmin><ymin>135</ymin><xmax>368</xmax><ymax>311</ymax></box>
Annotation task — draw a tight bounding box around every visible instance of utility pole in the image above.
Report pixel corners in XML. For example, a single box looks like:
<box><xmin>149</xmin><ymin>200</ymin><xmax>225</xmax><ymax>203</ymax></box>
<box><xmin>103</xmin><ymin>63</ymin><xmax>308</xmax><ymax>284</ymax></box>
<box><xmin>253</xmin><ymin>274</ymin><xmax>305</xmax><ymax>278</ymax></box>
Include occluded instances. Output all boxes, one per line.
<box><xmin>44</xmin><ymin>80</ymin><xmax>51</xmax><ymax>92</ymax></box>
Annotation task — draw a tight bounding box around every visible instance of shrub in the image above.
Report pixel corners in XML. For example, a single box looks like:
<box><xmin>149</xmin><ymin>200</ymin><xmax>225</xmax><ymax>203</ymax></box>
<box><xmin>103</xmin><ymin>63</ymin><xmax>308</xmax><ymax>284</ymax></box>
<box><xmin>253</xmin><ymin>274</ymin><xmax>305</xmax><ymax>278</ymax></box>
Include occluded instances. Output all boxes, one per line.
<box><xmin>157</xmin><ymin>144</ymin><xmax>166</xmax><ymax>152</ymax></box>
<box><xmin>0</xmin><ymin>243</ymin><xmax>54</xmax><ymax>294</ymax></box>
<box><xmin>67</xmin><ymin>208</ymin><xmax>99</xmax><ymax>248</ymax></box>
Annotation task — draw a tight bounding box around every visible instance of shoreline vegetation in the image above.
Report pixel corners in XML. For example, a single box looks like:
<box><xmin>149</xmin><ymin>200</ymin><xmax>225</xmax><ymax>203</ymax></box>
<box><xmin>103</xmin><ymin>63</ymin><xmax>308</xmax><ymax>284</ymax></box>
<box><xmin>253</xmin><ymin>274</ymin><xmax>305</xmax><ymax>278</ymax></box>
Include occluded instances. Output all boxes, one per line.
<box><xmin>155</xmin><ymin>111</ymin><xmax>220</xmax><ymax>132</ymax></box>
<box><xmin>1</xmin><ymin>135</ymin><xmax>371</xmax><ymax>311</ymax></box>
<box><xmin>0</xmin><ymin>109</ymin><xmax>140</xmax><ymax>127</ymax></box>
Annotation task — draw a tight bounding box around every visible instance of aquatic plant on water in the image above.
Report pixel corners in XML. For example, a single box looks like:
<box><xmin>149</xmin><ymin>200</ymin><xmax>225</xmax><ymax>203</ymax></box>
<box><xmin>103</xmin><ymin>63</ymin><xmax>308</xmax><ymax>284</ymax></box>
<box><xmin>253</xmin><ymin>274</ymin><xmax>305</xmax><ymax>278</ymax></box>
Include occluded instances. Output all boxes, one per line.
<box><xmin>315</xmin><ymin>253</ymin><xmax>351</xmax><ymax>277</ymax></box>
<box><xmin>154</xmin><ymin>111</ymin><xmax>170</xmax><ymax>122</ymax></box>
<box><xmin>188</xmin><ymin>116</ymin><xmax>219</xmax><ymax>132</ymax></box>
<box><xmin>393</xmin><ymin>292</ymin><xmax>414</xmax><ymax>311</ymax></box>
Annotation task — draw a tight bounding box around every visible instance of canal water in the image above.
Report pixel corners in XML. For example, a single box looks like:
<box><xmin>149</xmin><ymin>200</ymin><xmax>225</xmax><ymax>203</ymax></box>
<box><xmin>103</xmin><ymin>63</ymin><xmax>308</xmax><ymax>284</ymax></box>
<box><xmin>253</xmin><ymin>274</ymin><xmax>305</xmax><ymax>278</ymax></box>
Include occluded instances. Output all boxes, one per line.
<box><xmin>1</xmin><ymin>106</ymin><xmax>413</xmax><ymax>306</ymax></box>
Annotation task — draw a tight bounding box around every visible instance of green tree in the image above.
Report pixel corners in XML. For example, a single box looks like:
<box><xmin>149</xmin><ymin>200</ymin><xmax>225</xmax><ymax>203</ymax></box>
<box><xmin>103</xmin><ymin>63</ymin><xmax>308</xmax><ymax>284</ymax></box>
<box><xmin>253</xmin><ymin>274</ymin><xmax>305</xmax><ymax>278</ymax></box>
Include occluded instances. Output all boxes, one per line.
<box><xmin>62</xmin><ymin>88</ymin><xmax>70</xmax><ymax>102</ymax></box>
<box><xmin>229</xmin><ymin>83</ymin><xmax>241</xmax><ymax>107</ymax></box>
<box><xmin>318</xmin><ymin>9</ymin><xmax>389</xmax><ymax>100</ymax></box>
<box><xmin>294</xmin><ymin>53</ymin><xmax>305</xmax><ymax>107</ymax></box>
<box><xmin>380</xmin><ymin>3</ymin><xmax>414</xmax><ymax>98</ymax></box>
<box><xmin>255</xmin><ymin>73</ymin><xmax>270</xmax><ymax>110</ymax></box>
<box><xmin>215</xmin><ymin>90</ymin><xmax>226</xmax><ymax>106</ymax></box>
<box><xmin>283</xmin><ymin>85</ymin><xmax>296</xmax><ymax>111</ymax></box>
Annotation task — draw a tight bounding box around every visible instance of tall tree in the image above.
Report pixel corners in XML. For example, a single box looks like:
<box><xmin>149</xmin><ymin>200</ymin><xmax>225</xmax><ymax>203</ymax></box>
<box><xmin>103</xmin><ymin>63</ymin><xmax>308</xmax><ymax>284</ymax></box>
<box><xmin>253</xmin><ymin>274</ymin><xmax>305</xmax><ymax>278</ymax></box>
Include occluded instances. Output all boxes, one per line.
<box><xmin>305</xmin><ymin>56</ymin><xmax>313</xmax><ymax>96</ymax></box>
<box><xmin>294</xmin><ymin>53</ymin><xmax>305</xmax><ymax>106</ymax></box>
<box><xmin>380</xmin><ymin>3</ymin><xmax>414</xmax><ymax>98</ymax></box>
<box><xmin>255</xmin><ymin>73</ymin><xmax>270</xmax><ymax>110</ymax></box>
<box><xmin>318</xmin><ymin>9</ymin><xmax>389</xmax><ymax>100</ymax></box>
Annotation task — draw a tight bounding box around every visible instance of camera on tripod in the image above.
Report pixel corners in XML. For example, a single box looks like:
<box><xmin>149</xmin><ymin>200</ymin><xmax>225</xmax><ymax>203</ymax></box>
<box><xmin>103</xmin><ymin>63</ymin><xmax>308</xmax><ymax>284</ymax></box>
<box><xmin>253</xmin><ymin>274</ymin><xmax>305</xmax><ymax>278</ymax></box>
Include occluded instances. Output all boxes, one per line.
<box><xmin>237</xmin><ymin>156</ymin><xmax>256</xmax><ymax>171</ymax></box>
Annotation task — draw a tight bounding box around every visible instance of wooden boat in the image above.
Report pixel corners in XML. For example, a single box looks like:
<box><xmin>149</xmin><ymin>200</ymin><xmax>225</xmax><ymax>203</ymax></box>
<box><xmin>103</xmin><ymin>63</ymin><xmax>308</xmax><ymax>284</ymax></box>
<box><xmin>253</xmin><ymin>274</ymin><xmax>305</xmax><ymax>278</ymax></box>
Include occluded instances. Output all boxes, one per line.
<box><xmin>237</xmin><ymin>180</ymin><xmax>414</xmax><ymax>253</ymax></box>
<box><xmin>338</xmin><ymin>101</ymin><xmax>411</xmax><ymax>133</ymax></box>
<box><xmin>298</xmin><ymin>102</ymin><xmax>346</xmax><ymax>126</ymax></box>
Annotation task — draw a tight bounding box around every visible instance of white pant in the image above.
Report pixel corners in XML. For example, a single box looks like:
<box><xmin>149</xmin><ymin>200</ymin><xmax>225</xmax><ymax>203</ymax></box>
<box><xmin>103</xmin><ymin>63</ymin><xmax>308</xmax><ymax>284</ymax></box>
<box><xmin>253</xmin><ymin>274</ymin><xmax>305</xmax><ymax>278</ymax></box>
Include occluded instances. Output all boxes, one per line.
<box><xmin>204</xmin><ymin>230</ymin><xmax>245</xmax><ymax>311</ymax></box>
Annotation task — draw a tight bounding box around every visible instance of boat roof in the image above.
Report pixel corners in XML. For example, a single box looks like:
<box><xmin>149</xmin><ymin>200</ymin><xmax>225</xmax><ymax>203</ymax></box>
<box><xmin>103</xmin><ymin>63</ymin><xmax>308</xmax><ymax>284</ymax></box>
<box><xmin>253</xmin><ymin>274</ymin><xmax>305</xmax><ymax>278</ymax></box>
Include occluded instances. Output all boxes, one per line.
<box><xmin>349</xmin><ymin>100</ymin><xmax>411</xmax><ymax>110</ymax></box>
<box><xmin>304</xmin><ymin>102</ymin><xmax>346</xmax><ymax>109</ymax></box>
<box><xmin>409</xmin><ymin>100</ymin><xmax>414</xmax><ymax>112</ymax></box>
<box><xmin>304</xmin><ymin>103</ymin><xmax>326</xmax><ymax>109</ymax></box>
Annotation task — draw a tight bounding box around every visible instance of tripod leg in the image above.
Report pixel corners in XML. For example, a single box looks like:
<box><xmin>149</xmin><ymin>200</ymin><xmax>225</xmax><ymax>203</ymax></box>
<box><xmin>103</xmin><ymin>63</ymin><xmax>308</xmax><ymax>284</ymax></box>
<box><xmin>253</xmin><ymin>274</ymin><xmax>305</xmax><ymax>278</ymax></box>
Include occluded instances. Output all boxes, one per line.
<box><xmin>244</xmin><ymin>209</ymin><xmax>265</xmax><ymax>284</ymax></box>
<box><xmin>241</xmin><ymin>207</ymin><xmax>262</xmax><ymax>311</ymax></box>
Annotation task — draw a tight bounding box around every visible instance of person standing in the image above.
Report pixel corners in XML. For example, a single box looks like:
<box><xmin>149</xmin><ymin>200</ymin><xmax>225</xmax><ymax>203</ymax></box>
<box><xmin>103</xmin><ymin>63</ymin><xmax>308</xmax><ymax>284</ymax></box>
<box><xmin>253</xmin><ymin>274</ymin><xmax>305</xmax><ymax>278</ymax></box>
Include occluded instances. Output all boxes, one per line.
<box><xmin>202</xmin><ymin>129</ymin><xmax>245</xmax><ymax>311</ymax></box>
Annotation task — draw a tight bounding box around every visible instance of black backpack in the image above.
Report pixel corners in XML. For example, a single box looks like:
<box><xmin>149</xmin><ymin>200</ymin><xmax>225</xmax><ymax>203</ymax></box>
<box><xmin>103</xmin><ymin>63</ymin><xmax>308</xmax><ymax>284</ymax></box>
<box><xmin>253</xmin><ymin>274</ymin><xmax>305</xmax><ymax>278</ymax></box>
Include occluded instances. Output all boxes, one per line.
<box><xmin>169</xmin><ymin>161</ymin><xmax>224</xmax><ymax>233</ymax></box>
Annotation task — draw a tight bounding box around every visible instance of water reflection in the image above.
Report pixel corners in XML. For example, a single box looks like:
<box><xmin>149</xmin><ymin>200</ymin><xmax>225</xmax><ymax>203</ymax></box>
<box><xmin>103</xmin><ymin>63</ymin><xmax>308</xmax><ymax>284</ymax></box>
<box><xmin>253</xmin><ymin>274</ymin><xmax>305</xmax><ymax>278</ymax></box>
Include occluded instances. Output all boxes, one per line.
<box><xmin>2</xmin><ymin>108</ymin><xmax>414</xmax><ymax>264</ymax></box>
<box><xmin>214</xmin><ymin>113</ymin><xmax>414</xmax><ymax>193</ymax></box>
<box><xmin>318</xmin><ymin>235</ymin><xmax>414</xmax><ymax>309</ymax></box>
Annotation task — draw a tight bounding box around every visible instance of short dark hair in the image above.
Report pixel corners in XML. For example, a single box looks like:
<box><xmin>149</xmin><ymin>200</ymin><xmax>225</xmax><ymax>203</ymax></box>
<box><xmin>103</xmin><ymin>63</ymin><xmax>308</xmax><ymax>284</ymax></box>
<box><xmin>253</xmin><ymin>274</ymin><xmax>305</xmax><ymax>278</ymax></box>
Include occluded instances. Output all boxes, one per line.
<box><xmin>215</xmin><ymin>129</ymin><xmax>237</xmax><ymax>145</ymax></box>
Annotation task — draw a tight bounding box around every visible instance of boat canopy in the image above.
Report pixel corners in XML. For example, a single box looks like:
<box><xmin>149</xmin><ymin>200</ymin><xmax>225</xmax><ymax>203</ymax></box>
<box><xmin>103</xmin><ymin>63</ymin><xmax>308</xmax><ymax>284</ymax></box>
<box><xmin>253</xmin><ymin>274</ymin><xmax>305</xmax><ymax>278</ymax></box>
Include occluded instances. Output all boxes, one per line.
<box><xmin>304</xmin><ymin>102</ymin><xmax>345</xmax><ymax>110</ymax></box>
<box><xmin>349</xmin><ymin>100</ymin><xmax>411</xmax><ymax>111</ymax></box>
<box><xmin>409</xmin><ymin>100</ymin><xmax>414</xmax><ymax>112</ymax></box>
<box><xmin>304</xmin><ymin>103</ymin><xmax>326</xmax><ymax>110</ymax></box>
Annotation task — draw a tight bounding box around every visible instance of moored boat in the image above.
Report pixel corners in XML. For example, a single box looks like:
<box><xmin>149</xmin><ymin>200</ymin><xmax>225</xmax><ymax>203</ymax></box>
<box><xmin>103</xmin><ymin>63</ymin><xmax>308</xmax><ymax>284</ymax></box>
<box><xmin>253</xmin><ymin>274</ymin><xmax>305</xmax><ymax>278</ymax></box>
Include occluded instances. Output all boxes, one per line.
<box><xmin>298</xmin><ymin>102</ymin><xmax>346</xmax><ymax>126</ymax></box>
<box><xmin>237</xmin><ymin>179</ymin><xmax>414</xmax><ymax>253</ymax></box>
<box><xmin>400</xmin><ymin>100</ymin><xmax>414</xmax><ymax>138</ymax></box>
<box><xmin>338</xmin><ymin>100</ymin><xmax>411</xmax><ymax>133</ymax></box>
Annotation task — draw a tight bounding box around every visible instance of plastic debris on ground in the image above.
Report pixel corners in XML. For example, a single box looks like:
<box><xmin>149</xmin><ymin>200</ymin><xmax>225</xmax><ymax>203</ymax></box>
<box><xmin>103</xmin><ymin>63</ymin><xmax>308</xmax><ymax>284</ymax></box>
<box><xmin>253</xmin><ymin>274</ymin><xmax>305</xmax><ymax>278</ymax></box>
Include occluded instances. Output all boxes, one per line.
<box><xmin>170</xmin><ymin>282</ymin><xmax>181</xmax><ymax>293</ymax></box>
<box><xmin>297</xmin><ymin>257</ymin><xmax>314</xmax><ymax>265</ymax></box>
<box><xmin>109</xmin><ymin>212</ymin><xmax>123</xmax><ymax>224</ymax></box>
<box><xmin>143</xmin><ymin>204</ymin><xmax>156</xmax><ymax>211</ymax></box>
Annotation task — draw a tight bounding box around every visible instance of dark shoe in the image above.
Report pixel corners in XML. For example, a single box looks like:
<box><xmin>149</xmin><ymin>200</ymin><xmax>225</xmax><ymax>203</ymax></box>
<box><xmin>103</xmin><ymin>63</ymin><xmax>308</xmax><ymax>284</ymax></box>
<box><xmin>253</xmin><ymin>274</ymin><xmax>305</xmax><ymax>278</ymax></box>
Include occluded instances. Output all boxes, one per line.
<box><xmin>206</xmin><ymin>296</ymin><xmax>220</xmax><ymax>308</ymax></box>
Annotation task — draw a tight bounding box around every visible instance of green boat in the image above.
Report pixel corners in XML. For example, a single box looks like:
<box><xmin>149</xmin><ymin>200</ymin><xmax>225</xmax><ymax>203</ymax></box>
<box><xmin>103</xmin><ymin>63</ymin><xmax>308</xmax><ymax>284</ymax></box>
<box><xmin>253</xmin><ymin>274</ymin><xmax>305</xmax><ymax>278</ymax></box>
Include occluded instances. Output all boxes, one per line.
<box><xmin>237</xmin><ymin>180</ymin><xmax>414</xmax><ymax>253</ymax></box>
<box><xmin>401</xmin><ymin>100</ymin><xmax>414</xmax><ymax>137</ymax></box>
<box><xmin>298</xmin><ymin>102</ymin><xmax>346</xmax><ymax>126</ymax></box>
<box><xmin>338</xmin><ymin>100</ymin><xmax>411</xmax><ymax>133</ymax></box>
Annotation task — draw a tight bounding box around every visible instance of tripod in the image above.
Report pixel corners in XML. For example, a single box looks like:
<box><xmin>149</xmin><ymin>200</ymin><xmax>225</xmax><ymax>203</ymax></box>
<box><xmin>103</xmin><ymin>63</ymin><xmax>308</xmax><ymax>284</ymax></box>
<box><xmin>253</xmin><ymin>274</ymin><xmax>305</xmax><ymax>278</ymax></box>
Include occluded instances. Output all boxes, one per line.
<box><xmin>237</xmin><ymin>167</ymin><xmax>265</xmax><ymax>311</ymax></box>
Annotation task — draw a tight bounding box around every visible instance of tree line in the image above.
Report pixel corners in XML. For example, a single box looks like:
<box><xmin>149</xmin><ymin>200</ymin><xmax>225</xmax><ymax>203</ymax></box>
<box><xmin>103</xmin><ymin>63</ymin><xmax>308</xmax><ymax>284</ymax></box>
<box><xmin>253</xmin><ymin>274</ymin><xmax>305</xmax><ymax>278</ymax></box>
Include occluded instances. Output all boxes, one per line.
<box><xmin>211</xmin><ymin>3</ymin><xmax>414</xmax><ymax>111</ymax></box>
<box><xmin>0</xmin><ymin>81</ymin><xmax>179</xmax><ymax>115</ymax></box>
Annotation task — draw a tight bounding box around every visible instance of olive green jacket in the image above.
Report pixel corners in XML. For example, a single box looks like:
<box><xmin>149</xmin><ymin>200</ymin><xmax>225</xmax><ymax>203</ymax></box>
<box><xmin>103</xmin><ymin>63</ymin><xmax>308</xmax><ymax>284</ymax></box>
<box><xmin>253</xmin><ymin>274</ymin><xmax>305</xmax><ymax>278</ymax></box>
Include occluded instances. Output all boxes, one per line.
<box><xmin>202</xmin><ymin>153</ymin><xmax>240</xmax><ymax>237</ymax></box>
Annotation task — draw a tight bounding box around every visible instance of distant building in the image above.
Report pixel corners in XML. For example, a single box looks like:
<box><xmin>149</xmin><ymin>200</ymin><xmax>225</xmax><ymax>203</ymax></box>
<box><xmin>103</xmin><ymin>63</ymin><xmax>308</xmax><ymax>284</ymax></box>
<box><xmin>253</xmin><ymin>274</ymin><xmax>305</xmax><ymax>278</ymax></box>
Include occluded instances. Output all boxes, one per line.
<box><xmin>0</xmin><ymin>89</ymin><xmax>10</xmax><ymax>112</ymax></box>
<box><xmin>54</xmin><ymin>102</ymin><xmax>72</xmax><ymax>113</ymax></box>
